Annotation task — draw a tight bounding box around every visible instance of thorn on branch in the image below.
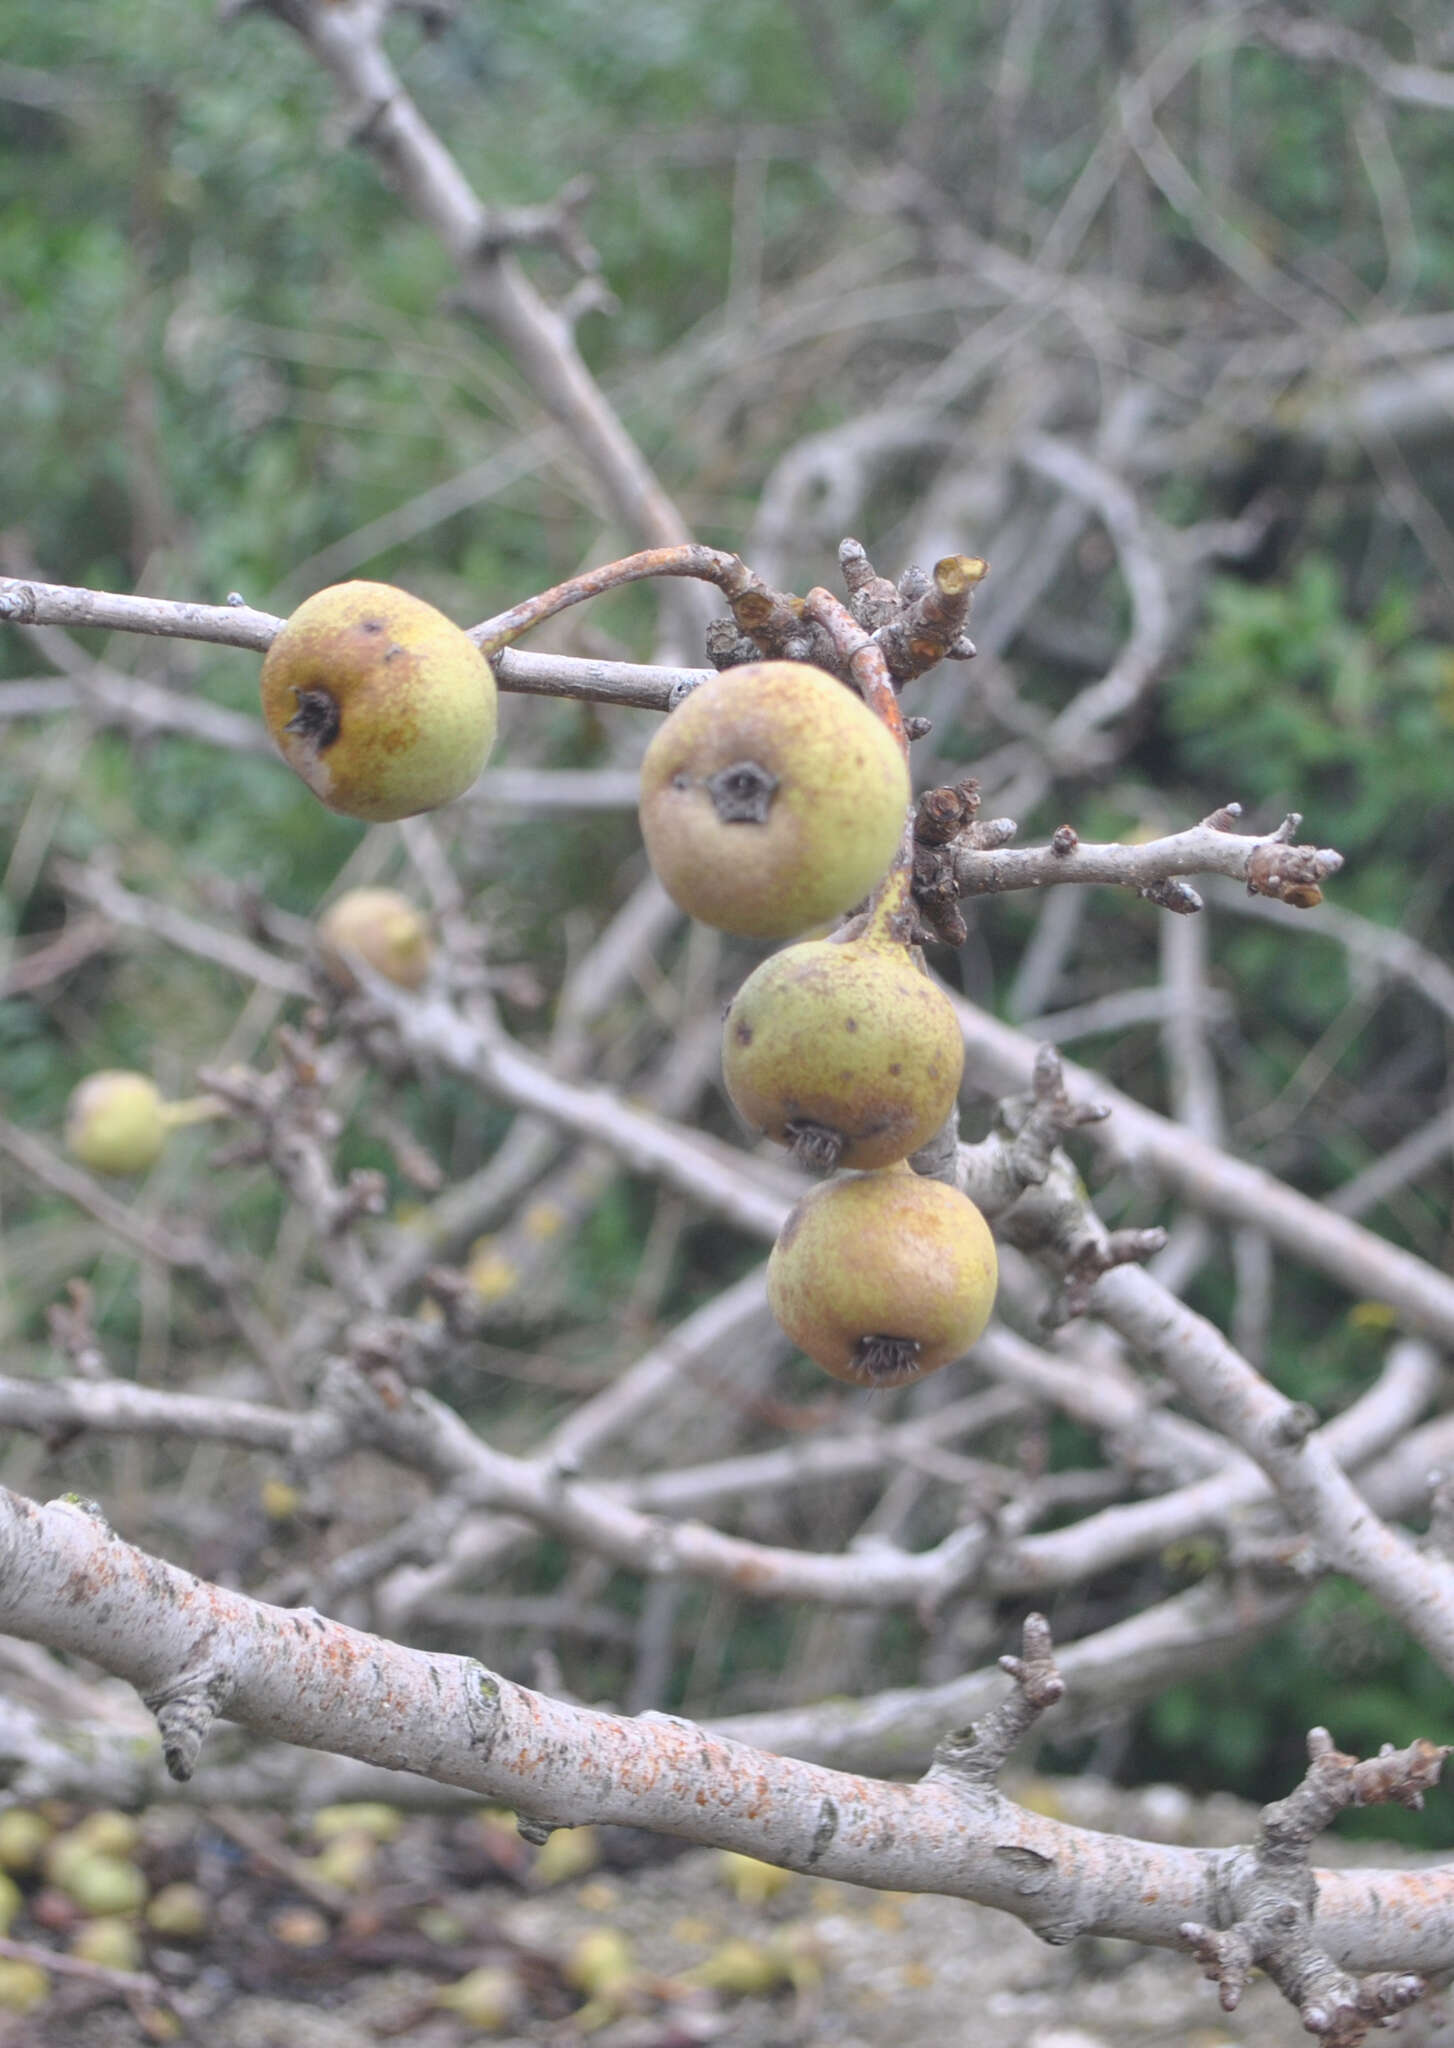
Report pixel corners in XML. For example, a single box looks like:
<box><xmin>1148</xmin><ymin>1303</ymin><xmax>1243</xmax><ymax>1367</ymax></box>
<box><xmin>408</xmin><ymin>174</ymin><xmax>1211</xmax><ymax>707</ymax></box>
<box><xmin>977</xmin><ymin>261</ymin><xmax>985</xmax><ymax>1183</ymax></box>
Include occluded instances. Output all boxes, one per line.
<box><xmin>469</xmin><ymin>175</ymin><xmax>602</xmax><ymax>276</ymax></box>
<box><xmin>1033</xmin><ymin>1040</ymin><xmax>1104</xmax><ymax>1119</ymax></box>
<box><xmin>964</xmin><ymin>817</ymin><xmax>1017</xmax><ymax>851</ymax></box>
<box><xmin>342</xmin><ymin>92</ymin><xmax>402</xmax><ymax>152</ymax></box>
<box><xmin>839</xmin><ymin>537</ymin><xmax>902</xmax><ymax>632</ymax></box>
<box><xmin>929</xmin><ymin>1612</ymin><xmax>1065</xmax><ymax>1784</ymax></box>
<box><xmin>969</xmin><ymin>1043</ymin><xmax>1115</xmax><ymax>1218</ymax></box>
<box><xmin>1050</xmin><ymin>1227</ymin><xmax>1170</xmax><ymax>1323</ymax></box>
<box><xmin>1181</xmin><ymin>1907</ymin><xmax>1289</xmax><ymax>2012</ymax></box>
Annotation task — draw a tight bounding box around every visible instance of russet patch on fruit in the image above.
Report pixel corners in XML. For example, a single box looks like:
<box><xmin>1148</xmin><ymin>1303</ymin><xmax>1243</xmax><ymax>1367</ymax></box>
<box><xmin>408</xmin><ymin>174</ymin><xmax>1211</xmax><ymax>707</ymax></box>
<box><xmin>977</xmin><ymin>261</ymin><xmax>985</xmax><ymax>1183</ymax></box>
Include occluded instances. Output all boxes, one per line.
<box><xmin>637</xmin><ymin>660</ymin><xmax>910</xmax><ymax>939</ymax></box>
<box><xmin>722</xmin><ymin>929</ymin><xmax>964</xmax><ymax>1171</ymax></box>
<box><xmin>260</xmin><ymin>581</ymin><xmax>497</xmax><ymax>823</ymax></box>
<box><xmin>767</xmin><ymin>1166</ymin><xmax>997</xmax><ymax>1386</ymax></box>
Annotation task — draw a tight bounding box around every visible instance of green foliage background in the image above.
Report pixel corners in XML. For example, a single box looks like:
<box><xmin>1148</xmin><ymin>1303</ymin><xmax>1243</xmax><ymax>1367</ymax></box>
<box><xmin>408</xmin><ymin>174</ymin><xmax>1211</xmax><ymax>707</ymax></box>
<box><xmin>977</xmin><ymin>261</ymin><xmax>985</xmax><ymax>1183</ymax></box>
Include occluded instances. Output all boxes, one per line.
<box><xmin>4</xmin><ymin>1</ymin><xmax>1454</xmax><ymax>1839</ymax></box>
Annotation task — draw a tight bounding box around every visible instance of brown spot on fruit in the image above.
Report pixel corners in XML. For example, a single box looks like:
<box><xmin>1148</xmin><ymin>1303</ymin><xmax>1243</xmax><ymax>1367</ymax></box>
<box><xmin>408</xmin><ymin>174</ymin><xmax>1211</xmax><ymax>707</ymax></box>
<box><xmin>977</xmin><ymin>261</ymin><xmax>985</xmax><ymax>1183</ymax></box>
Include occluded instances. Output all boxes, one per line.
<box><xmin>260</xmin><ymin>581</ymin><xmax>496</xmax><ymax>822</ymax></box>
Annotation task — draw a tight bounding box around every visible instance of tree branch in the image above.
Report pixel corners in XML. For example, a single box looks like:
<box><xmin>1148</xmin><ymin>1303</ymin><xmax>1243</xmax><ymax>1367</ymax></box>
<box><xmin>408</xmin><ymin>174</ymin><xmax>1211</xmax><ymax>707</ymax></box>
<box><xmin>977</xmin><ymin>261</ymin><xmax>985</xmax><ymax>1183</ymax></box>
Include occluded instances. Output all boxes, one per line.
<box><xmin>3</xmin><ymin>1485</ymin><xmax>1450</xmax><ymax>1977</ymax></box>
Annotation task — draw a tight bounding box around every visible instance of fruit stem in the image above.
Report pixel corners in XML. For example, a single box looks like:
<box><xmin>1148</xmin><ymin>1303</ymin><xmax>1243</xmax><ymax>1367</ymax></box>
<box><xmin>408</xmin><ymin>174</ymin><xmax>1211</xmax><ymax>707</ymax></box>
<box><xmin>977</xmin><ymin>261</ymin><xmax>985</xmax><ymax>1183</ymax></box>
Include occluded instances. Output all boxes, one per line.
<box><xmin>157</xmin><ymin>1094</ymin><xmax>229</xmax><ymax>1130</ymax></box>
<box><xmin>470</xmin><ymin>544</ymin><xmax>764</xmax><ymax>658</ymax></box>
<box><xmin>855</xmin><ymin>828</ymin><xmax>918</xmax><ymax>947</ymax></box>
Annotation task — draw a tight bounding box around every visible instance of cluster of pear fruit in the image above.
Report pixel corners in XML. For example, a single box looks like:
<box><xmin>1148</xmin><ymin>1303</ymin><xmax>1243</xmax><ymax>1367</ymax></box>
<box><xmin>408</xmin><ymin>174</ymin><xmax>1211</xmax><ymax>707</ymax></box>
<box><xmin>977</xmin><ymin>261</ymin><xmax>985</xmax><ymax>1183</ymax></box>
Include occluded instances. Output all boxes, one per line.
<box><xmin>73</xmin><ymin>584</ymin><xmax>998</xmax><ymax>1387</ymax></box>
<box><xmin>638</xmin><ymin>657</ymin><xmax>998</xmax><ymax>1389</ymax></box>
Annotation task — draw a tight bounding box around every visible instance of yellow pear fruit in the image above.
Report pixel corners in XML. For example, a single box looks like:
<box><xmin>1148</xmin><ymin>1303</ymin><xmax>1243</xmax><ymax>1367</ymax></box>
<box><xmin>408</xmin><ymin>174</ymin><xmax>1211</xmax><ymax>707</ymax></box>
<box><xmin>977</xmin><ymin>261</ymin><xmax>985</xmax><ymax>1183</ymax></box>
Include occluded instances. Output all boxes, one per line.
<box><xmin>767</xmin><ymin>1166</ymin><xmax>997</xmax><ymax>1386</ymax></box>
<box><xmin>564</xmin><ymin>1925</ymin><xmax>635</xmax><ymax>1999</ymax></box>
<box><xmin>145</xmin><ymin>1882</ymin><xmax>211</xmax><ymax>1939</ymax></box>
<box><xmin>433</xmin><ymin>1964</ymin><xmax>521</xmax><ymax>2030</ymax></box>
<box><xmin>722</xmin><ymin>931</ymin><xmax>963</xmax><ymax>1171</ymax></box>
<box><xmin>638</xmin><ymin>661</ymin><xmax>909</xmax><ymax>939</ymax></box>
<box><xmin>309</xmin><ymin>1803</ymin><xmax>403</xmax><ymax>1844</ymax></box>
<box><xmin>530</xmin><ymin>1823</ymin><xmax>600</xmax><ymax>1887</ymax></box>
<box><xmin>68</xmin><ymin>1812</ymin><xmax>141</xmax><ymax>1860</ymax></box>
<box><xmin>715</xmin><ymin>1849</ymin><xmax>795</xmax><ymax>1905</ymax></box>
<box><xmin>71</xmin><ymin>1917</ymin><xmax>144</xmax><ymax>1972</ymax></box>
<box><xmin>316</xmin><ymin>888</ymin><xmax>433</xmax><ymax>991</ymax></box>
<box><xmin>0</xmin><ymin>1959</ymin><xmax>49</xmax><ymax>2014</ymax></box>
<box><xmin>55</xmin><ymin>1852</ymin><xmax>148</xmax><ymax>1917</ymax></box>
<box><xmin>64</xmin><ymin>1072</ymin><xmax>167</xmax><ymax>1176</ymax></box>
<box><xmin>0</xmin><ymin>1809</ymin><xmax>52</xmax><ymax>1874</ymax></box>
<box><xmin>260</xmin><ymin>581</ymin><xmax>496</xmax><ymax>822</ymax></box>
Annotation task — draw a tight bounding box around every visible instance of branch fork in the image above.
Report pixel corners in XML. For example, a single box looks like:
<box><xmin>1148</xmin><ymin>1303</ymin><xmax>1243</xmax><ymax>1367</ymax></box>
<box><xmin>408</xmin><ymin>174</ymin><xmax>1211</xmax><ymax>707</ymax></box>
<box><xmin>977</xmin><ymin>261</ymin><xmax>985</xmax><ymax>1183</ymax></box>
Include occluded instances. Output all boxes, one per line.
<box><xmin>1183</xmin><ymin>1728</ymin><xmax>1447</xmax><ymax>2042</ymax></box>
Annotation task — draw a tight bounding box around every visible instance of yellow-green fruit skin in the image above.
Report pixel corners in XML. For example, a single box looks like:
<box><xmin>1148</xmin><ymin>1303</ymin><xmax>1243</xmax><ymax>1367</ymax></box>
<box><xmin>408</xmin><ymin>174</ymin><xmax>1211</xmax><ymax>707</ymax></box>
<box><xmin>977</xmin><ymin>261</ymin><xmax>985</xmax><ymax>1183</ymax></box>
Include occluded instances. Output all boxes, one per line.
<box><xmin>767</xmin><ymin>1169</ymin><xmax>997</xmax><ymax>1385</ymax></box>
<box><xmin>260</xmin><ymin>581</ymin><xmax>496</xmax><ymax>822</ymax></box>
<box><xmin>317</xmin><ymin>887</ymin><xmax>433</xmax><ymax>990</ymax></box>
<box><xmin>64</xmin><ymin>1073</ymin><xmax>167</xmax><ymax>1176</ymax></box>
<box><xmin>638</xmin><ymin>662</ymin><xmax>909</xmax><ymax>940</ymax></box>
<box><xmin>723</xmin><ymin>938</ymin><xmax>964</xmax><ymax>1169</ymax></box>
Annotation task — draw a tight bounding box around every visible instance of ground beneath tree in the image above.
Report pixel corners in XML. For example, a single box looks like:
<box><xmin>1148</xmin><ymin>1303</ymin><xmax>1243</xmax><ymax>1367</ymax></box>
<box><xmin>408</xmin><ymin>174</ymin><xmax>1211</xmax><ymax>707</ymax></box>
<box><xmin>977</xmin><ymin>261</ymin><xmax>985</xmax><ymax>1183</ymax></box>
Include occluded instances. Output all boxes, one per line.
<box><xmin>1</xmin><ymin>1776</ymin><xmax>1447</xmax><ymax>2048</ymax></box>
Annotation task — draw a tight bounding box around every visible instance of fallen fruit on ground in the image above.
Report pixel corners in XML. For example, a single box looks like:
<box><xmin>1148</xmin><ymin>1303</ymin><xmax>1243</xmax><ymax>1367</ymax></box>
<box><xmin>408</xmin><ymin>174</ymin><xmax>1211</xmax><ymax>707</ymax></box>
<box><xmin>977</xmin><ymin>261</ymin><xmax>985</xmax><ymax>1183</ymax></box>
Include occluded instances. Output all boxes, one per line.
<box><xmin>767</xmin><ymin>1164</ymin><xmax>998</xmax><ymax>1385</ymax></box>
<box><xmin>260</xmin><ymin>580</ymin><xmax>496</xmax><ymax>822</ymax></box>
<box><xmin>638</xmin><ymin>660</ymin><xmax>909</xmax><ymax>939</ymax></box>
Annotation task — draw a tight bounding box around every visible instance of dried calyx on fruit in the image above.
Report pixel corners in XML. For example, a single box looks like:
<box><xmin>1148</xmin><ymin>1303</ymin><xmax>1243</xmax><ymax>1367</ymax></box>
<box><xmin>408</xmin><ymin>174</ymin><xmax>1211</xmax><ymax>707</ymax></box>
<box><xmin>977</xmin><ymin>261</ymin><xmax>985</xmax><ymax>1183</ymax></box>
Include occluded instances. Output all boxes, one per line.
<box><xmin>260</xmin><ymin>581</ymin><xmax>497</xmax><ymax>822</ymax></box>
<box><xmin>316</xmin><ymin>887</ymin><xmax>433</xmax><ymax>991</ymax></box>
<box><xmin>722</xmin><ymin>877</ymin><xmax>963</xmax><ymax>1171</ymax></box>
<box><xmin>637</xmin><ymin>660</ymin><xmax>910</xmax><ymax>940</ymax></box>
<box><xmin>767</xmin><ymin>1163</ymin><xmax>997</xmax><ymax>1387</ymax></box>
